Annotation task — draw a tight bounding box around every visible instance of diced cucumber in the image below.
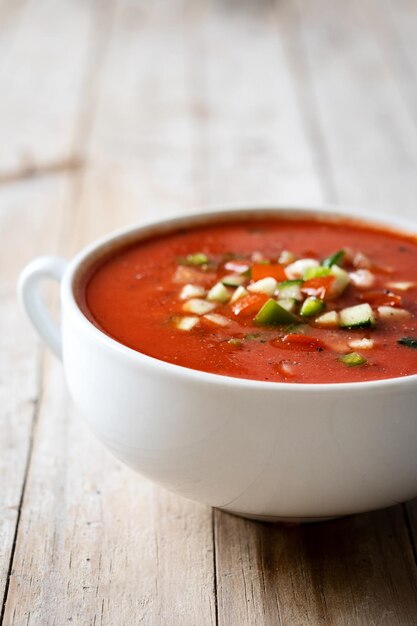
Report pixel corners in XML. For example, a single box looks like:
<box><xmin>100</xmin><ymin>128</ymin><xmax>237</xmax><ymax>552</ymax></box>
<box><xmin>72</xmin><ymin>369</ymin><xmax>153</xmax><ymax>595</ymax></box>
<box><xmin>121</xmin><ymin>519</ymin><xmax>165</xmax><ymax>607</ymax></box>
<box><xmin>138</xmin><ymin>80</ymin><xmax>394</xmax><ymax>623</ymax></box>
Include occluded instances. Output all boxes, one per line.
<box><xmin>277</xmin><ymin>279</ymin><xmax>303</xmax><ymax>301</ymax></box>
<box><xmin>327</xmin><ymin>265</ymin><xmax>350</xmax><ymax>299</ymax></box>
<box><xmin>377</xmin><ymin>306</ymin><xmax>410</xmax><ymax>320</ymax></box>
<box><xmin>322</xmin><ymin>249</ymin><xmax>345</xmax><ymax>268</ymax></box>
<box><xmin>285</xmin><ymin>258</ymin><xmax>319</xmax><ymax>280</ymax></box>
<box><xmin>398</xmin><ymin>337</ymin><xmax>417</xmax><ymax>349</ymax></box>
<box><xmin>338</xmin><ymin>352</ymin><xmax>367</xmax><ymax>367</ymax></box>
<box><xmin>228</xmin><ymin>338</ymin><xmax>242</xmax><ymax>347</ymax></box>
<box><xmin>203</xmin><ymin>313</ymin><xmax>230</xmax><ymax>327</ymax></box>
<box><xmin>300</xmin><ymin>296</ymin><xmax>325</xmax><ymax>317</ymax></box>
<box><xmin>207</xmin><ymin>282</ymin><xmax>231</xmax><ymax>303</ymax></box>
<box><xmin>221</xmin><ymin>274</ymin><xmax>247</xmax><ymax>287</ymax></box>
<box><xmin>349</xmin><ymin>338</ymin><xmax>374</xmax><ymax>349</ymax></box>
<box><xmin>183</xmin><ymin>299</ymin><xmax>218</xmax><ymax>315</ymax></box>
<box><xmin>315</xmin><ymin>310</ymin><xmax>339</xmax><ymax>327</ymax></box>
<box><xmin>174</xmin><ymin>316</ymin><xmax>200</xmax><ymax>331</ymax></box>
<box><xmin>339</xmin><ymin>303</ymin><xmax>376</xmax><ymax>329</ymax></box>
<box><xmin>304</xmin><ymin>266</ymin><xmax>331</xmax><ymax>280</ymax></box>
<box><xmin>230</xmin><ymin>285</ymin><xmax>248</xmax><ymax>303</ymax></box>
<box><xmin>254</xmin><ymin>299</ymin><xmax>298</xmax><ymax>326</ymax></box>
<box><xmin>179</xmin><ymin>284</ymin><xmax>207</xmax><ymax>300</ymax></box>
<box><xmin>276</xmin><ymin>298</ymin><xmax>297</xmax><ymax>313</ymax></box>
<box><xmin>247</xmin><ymin>277</ymin><xmax>277</xmax><ymax>296</ymax></box>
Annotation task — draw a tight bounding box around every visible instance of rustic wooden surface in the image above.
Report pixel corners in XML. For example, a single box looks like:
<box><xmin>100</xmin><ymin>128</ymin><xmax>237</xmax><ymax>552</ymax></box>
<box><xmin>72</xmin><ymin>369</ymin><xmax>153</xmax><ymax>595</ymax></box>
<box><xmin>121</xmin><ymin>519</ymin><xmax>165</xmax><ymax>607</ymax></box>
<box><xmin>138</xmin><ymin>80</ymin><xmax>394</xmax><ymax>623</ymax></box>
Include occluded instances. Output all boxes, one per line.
<box><xmin>1</xmin><ymin>0</ymin><xmax>417</xmax><ymax>624</ymax></box>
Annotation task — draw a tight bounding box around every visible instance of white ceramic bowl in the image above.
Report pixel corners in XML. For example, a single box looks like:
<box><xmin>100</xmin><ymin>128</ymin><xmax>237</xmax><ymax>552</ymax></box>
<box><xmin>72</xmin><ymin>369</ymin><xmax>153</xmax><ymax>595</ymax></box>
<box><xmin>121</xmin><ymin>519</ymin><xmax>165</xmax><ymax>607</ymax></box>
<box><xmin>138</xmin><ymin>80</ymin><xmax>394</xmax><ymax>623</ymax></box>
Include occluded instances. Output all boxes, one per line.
<box><xmin>18</xmin><ymin>205</ymin><xmax>417</xmax><ymax>522</ymax></box>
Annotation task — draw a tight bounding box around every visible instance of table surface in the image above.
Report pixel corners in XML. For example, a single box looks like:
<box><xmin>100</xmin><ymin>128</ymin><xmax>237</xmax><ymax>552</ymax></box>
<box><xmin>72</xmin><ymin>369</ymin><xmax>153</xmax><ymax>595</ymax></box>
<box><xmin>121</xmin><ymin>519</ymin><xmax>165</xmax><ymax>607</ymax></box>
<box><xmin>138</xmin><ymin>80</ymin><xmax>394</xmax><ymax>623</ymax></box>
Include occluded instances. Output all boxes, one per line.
<box><xmin>1</xmin><ymin>0</ymin><xmax>417</xmax><ymax>624</ymax></box>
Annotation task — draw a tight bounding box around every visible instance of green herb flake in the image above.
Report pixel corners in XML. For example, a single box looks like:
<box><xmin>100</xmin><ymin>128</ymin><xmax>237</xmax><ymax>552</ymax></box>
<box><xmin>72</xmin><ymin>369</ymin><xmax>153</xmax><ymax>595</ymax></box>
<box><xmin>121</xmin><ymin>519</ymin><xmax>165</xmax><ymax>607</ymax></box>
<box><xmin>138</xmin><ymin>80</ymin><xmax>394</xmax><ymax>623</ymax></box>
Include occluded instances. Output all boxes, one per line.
<box><xmin>398</xmin><ymin>337</ymin><xmax>417</xmax><ymax>349</ymax></box>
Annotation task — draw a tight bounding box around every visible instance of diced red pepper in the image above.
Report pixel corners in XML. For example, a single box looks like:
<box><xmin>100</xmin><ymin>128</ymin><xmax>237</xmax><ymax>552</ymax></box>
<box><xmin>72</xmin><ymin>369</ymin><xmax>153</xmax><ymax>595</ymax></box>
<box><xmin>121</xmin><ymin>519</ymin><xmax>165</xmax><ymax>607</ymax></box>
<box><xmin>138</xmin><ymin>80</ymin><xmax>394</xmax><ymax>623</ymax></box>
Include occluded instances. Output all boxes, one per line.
<box><xmin>360</xmin><ymin>291</ymin><xmax>402</xmax><ymax>307</ymax></box>
<box><xmin>301</xmin><ymin>276</ymin><xmax>335</xmax><ymax>299</ymax></box>
<box><xmin>271</xmin><ymin>334</ymin><xmax>326</xmax><ymax>351</ymax></box>
<box><xmin>231</xmin><ymin>293</ymin><xmax>268</xmax><ymax>317</ymax></box>
<box><xmin>252</xmin><ymin>263</ymin><xmax>287</xmax><ymax>282</ymax></box>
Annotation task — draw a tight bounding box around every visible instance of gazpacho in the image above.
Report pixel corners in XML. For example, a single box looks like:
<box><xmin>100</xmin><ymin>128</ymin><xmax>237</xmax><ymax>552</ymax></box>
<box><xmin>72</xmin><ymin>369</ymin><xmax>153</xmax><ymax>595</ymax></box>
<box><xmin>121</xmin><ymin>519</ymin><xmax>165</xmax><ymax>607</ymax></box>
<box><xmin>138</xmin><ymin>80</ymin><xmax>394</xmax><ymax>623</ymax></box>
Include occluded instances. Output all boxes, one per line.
<box><xmin>80</xmin><ymin>216</ymin><xmax>417</xmax><ymax>384</ymax></box>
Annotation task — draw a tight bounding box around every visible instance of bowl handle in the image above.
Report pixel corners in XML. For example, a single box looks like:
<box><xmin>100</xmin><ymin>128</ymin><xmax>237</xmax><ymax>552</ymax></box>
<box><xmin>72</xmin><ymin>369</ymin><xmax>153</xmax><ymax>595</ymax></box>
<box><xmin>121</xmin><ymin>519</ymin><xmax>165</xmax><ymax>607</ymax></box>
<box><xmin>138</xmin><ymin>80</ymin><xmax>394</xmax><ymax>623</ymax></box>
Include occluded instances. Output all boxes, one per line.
<box><xmin>18</xmin><ymin>256</ymin><xmax>68</xmax><ymax>360</ymax></box>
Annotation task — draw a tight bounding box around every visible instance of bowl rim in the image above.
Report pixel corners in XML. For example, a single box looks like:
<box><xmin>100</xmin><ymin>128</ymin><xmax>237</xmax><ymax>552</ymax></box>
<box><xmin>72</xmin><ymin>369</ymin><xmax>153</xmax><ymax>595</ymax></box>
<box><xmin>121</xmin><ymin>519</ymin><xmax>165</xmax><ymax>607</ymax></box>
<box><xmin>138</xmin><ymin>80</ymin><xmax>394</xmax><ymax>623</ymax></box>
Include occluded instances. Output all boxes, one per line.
<box><xmin>61</xmin><ymin>202</ymin><xmax>417</xmax><ymax>394</ymax></box>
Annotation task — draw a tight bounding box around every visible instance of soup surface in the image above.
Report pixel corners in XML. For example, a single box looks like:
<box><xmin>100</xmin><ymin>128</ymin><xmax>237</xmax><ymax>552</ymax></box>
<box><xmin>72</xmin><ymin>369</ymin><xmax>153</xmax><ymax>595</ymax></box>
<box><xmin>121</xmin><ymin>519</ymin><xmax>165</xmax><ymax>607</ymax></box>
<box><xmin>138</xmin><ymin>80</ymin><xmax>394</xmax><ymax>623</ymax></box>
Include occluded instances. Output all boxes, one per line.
<box><xmin>81</xmin><ymin>216</ymin><xmax>417</xmax><ymax>384</ymax></box>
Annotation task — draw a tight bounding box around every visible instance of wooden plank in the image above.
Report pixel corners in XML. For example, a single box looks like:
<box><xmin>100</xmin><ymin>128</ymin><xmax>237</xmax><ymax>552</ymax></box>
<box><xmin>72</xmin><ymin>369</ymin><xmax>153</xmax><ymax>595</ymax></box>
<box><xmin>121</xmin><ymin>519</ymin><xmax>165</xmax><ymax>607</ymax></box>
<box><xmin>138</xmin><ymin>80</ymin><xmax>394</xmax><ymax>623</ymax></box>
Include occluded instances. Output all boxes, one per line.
<box><xmin>0</xmin><ymin>0</ymin><xmax>99</xmax><ymax>176</ymax></box>
<box><xmin>3</xmin><ymin>1</ymin><xmax>217</xmax><ymax>624</ymax></box>
<box><xmin>0</xmin><ymin>0</ymin><xmax>114</xmax><ymax>616</ymax></box>
<box><xmin>290</xmin><ymin>0</ymin><xmax>417</xmax><ymax>215</ymax></box>
<box><xmin>216</xmin><ymin>507</ymin><xmax>417</xmax><ymax>626</ymax></box>
<box><xmin>212</xmin><ymin>0</ymin><xmax>417</xmax><ymax>623</ymax></box>
<box><xmin>192</xmin><ymin>0</ymin><xmax>322</xmax><ymax>206</ymax></box>
<box><xmin>0</xmin><ymin>175</ymin><xmax>71</xmax><ymax>609</ymax></box>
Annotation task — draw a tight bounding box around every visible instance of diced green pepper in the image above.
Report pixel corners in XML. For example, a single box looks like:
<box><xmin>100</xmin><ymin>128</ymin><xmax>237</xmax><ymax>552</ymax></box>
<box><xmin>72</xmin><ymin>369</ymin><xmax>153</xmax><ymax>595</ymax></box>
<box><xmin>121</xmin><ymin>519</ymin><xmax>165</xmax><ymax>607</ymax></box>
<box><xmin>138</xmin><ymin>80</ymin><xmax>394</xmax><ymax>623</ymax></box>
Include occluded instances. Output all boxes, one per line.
<box><xmin>254</xmin><ymin>299</ymin><xmax>298</xmax><ymax>326</ymax></box>
<box><xmin>300</xmin><ymin>296</ymin><xmax>325</xmax><ymax>317</ymax></box>
<box><xmin>338</xmin><ymin>352</ymin><xmax>367</xmax><ymax>367</ymax></box>
<box><xmin>323</xmin><ymin>249</ymin><xmax>345</xmax><ymax>268</ymax></box>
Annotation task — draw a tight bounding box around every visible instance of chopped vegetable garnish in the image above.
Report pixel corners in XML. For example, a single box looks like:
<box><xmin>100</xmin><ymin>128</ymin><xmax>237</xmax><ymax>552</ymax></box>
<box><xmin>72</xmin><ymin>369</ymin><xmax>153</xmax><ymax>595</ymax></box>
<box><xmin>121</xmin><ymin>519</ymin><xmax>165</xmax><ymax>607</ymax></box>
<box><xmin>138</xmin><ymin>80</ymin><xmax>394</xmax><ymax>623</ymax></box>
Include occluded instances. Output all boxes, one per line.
<box><xmin>183</xmin><ymin>299</ymin><xmax>218</xmax><ymax>315</ymax></box>
<box><xmin>224</xmin><ymin>260</ymin><xmax>250</xmax><ymax>274</ymax></box>
<box><xmin>387</xmin><ymin>281</ymin><xmax>414</xmax><ymax>291</ymax></box>
<box><xmin>327</xmin><ymin>265</ymin><xmax>350</xmax><ymax>299</ymax></box>
<box><xmin>228</xmin><ymin>338</ymin><xmax>242</xmax><ymax>347</ymax></box>
<box><xmin>304</xmin><ymin>266</ymin><xmax>331</xmax><ymax>280</ymax></box>
<box><xmin>349</xmin><ymin>269</ymin><xmax>375</xmax><ymax>289</ymax></box>
<box><xmin>349</xmin><ymin>338</ymin><xmax>374</xmax><ymax>349</ymax></box>
<box><xmin>221</xmin><ymin>274</ymin><xmax>247</xmax><ymax>287</ymax></box>
<box><xmin>302</xmin><ymin>276</ymin><xmax>335</xmax><ymax>300</ymax></box>
<box><xmin>339</xmin><ymin>352</ymin><xmax>367</xmax><ymax>367</ymax></box>
<box><xmin>276</xmin><ymin>298</ymin><xmax>297</xmax><ymax>313</ymax></box>
<box><xmin>230</xmin><ymin>285</ymin><xmax>249</xmax><ymax>303</ymax></box>
<box><xmin>277</xmin><ymin>280</ymin><xmax>303</xmax><ymax>301</ymax></box>
<box><xmin>398</xmin><ymin>337</ymin><xmax>417</xmax><ymax>349</ymax></box>
<box><xmin>254</xmin><ymin>299</ymin><xmax>298</xmax><ymax>326</ymax></box>
<box><xmin>377</xmin><ymin>306</ymin><xmax>410</xmax><ymax>320</ymax></box>
<box><xmin>278</xmin><ymin>250</ymin><xmax>296</xmax><ymax>265</ymax></box>
<box><xmin>315</xmin><ymin>311</ymin><xmax>339</xmax><ymax>328</ymax></box>
<box><xmin>247</xmin><ymin>276</ymin><xmax>277</xmax><ymax>296</ymax></box>
<box><xmin>300</xmin><ymin>296</ymin><xmax>325</xmax><ymax>317</ymax></box>
<box><xmin>252</xmin><ymin>263</ymin><xmax>286</xmax><ymax>282</ymax></box>
<box><xmin>339</xmin><ymin>303</ymin><xmax>376</xmax><ymax>329</ymax></box>
<box><xmin>179</xmin><ymin>284</ymin><xmax>207</xmax><ymax>300</ymax></box>
<box><xmin>272</xmin><ymin>334</ymin><xmax>325</xmax><ymax>351</ymax></box>
<box><xmin>232</xmin><ymin>293</ymin><xmax>268</xmax><ymax>317</ymax></box>
<box><xmin>285</xmin><ymin>258</ymin><xmax>319</xmax><ymax>280</ymax></box>
<box><xmin>202</xmin><ymin>313</ymin><xmax>230</xmax><ymax>327</ymax></box>
<box><xmin>322</xmin><ymin>249</ymin><xmax>345</xmax><ymax>268</ymax></box>
<box><xmin>181</xmin><ymin>253</ymin><xmax>209</xmax><ymax>266</ymax></box>
<box><xmin>207</xmin><ymin>282</ymin><xmax>231</xmax><ymax>303</ymax></box>
<box><xmin>361</xmin><ymin>291</ymin><xmax>402</xmax><ymax>308</ymax></box>
<box><xmin>174</xmin><ymin>316</ymin><xmax>200</xmax><ymax>331</ymax></box>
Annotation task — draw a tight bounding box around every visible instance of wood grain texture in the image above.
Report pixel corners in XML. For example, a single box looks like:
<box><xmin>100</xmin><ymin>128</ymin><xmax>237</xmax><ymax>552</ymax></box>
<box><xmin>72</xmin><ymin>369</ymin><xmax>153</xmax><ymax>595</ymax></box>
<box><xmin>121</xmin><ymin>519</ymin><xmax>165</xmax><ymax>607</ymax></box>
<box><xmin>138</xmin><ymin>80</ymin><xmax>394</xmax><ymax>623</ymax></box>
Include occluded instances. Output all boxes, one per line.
<box><xmin>2</xmin><ymin>1</ymin><xmax>217</xmax><ymax>624</ymax></box>
<box><xmin>1</xmin><ymin>0</ymin><xmax>417</xmax><ymax>624</ymax></box>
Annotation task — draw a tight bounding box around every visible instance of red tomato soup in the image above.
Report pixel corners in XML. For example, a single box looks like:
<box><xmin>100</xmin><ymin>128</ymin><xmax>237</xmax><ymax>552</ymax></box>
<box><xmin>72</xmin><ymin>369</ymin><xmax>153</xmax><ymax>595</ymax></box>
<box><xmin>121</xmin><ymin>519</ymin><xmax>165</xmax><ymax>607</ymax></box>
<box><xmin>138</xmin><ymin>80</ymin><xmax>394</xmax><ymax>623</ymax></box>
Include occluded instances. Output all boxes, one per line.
<box><xmin>80</xmin><ymin>217</ymin><xmax>417</xmax><ymax>384</ymax></box>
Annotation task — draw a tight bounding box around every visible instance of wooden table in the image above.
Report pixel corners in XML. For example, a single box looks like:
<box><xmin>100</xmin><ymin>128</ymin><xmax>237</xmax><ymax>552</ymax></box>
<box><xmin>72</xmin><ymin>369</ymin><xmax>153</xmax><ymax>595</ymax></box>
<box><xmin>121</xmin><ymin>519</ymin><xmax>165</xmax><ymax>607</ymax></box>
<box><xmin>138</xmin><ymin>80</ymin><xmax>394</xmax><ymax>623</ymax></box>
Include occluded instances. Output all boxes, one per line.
<box><xmin>1</xmin><ymin>0</ymin><xmax>417</xmax><ymax>623</ymax></box>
